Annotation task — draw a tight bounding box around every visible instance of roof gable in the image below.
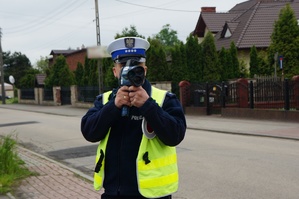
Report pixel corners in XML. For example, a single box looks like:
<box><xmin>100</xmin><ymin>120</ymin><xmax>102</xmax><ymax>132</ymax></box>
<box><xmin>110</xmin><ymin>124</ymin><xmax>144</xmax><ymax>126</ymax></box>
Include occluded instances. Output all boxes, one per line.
<box><xmin>193</xmin><ymin>0</ymin><xmax>299</xmax><ymax>50</ymax></box>
<box><xmin>193</xmin><ymin>2</ymin><xmax>248</xmax><ymax>38</ymax></box>
<box><xmin>215</xmin><ymin>0</ymin><xmax>298</xmax><ymax>50</ymax></box>
<box><xmin>203</xmin><ymin>13</ymin><xmax>240</xmax><ymax>32</ymax></box>
<box><xmin>221</xmin><ymin>22</ymin><xmax>240</xmax><ymax>38</ymax></box>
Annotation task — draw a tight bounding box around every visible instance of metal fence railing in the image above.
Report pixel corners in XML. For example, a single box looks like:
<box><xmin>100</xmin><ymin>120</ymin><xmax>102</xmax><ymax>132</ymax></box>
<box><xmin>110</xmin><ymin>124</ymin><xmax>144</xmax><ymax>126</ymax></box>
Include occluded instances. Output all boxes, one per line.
<box><xmin>183</xmin><ymin>77</ymin><xmax>299</xmax><ymax>113</ymax></box>
<box><xmin>43</xmin><ymin>88</ymin><xmax>53</xmax><ymax>101</ymax></box>
<box><xmin>20</xmin><ymin>88</ymin><xmax>35</xmax><ymax>100</ymax></box>
<box><xmin>77</xmin><ymin>86</ymin><xmax>99</xmax><ymax>103</ymax></box>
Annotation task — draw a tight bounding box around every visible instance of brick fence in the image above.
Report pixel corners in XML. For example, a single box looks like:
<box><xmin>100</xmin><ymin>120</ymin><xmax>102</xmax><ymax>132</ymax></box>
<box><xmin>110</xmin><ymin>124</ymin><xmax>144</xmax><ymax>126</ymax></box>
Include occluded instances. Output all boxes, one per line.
<box><xmin>179</xmin><ymin>75</ymin><xmax>299</xmax><ymax>122</ymax></box>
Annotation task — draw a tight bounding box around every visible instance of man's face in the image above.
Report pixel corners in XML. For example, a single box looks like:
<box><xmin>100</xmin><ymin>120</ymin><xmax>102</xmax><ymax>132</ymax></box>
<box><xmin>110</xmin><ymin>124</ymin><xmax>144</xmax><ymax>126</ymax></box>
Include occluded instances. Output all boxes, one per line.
<box><xmin>112</xmin><ymin>62</ymin><xmax>147</xmax><ymax>79</ymax></box>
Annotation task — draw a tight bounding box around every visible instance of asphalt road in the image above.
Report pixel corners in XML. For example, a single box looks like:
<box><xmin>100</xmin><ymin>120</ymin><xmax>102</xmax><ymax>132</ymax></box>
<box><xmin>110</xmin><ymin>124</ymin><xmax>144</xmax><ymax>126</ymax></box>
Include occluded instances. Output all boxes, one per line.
<box><xmin>1</xmin><ymin>108</ymin><xmax>299</xmax><ymax>199</ymax></box>
<box><xmin>176</xmin><ymin>129</ymin><xmax>299</xmax><ymax>199</ymax></box>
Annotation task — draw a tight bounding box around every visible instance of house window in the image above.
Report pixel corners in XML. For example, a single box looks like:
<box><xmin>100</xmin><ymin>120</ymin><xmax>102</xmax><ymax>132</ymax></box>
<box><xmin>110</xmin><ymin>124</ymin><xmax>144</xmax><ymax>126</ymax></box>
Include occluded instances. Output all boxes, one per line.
<box><xmin>225</xmin><ymin>29</ymin><xmax>232</xmax><ymax>38</ymax></box>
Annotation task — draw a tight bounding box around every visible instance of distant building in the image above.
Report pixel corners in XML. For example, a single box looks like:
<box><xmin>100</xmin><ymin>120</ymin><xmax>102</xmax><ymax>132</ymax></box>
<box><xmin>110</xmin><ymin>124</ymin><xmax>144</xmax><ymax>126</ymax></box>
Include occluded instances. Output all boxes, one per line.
<box><xmin>48</xmin><ymin>48</ymin><xmax>87</xmax><ymax>71</ymax></box>
<box><xmin>192</xmin><ymin>0</ymin><xmax>299</xmax><ymax>67</ymax></box>
<box><xmin>0</xmin><ymin>83</ymin><xmax>14</xmax><ymax>97</ymax></box>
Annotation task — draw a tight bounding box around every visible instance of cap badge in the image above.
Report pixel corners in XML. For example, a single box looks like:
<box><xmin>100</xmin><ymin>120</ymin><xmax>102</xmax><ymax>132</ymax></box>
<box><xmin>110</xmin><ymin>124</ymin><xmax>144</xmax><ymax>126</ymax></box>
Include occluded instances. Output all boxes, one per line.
<box><xmin>124</xmin><ymin>38</ymin><xmax>135</xmax><ymax>48</ymax></box>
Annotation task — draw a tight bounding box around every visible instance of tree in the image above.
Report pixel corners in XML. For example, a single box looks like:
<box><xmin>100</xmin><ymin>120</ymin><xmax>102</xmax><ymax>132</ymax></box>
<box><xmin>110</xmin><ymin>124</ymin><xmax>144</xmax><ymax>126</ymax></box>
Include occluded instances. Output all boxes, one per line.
<box><xmin>34</xmin><ymin>56</ymin><xmax>49</xmax><ymax>74</ymax></box>
<box><xmin>102</xmin><ymin>57</ymin><xmax>117</xmax><ymax>90</ymax></box>
<box><xmin>3</xmin><ymin>51</ymin><xmax>31</xmax><ymax>88</ymax></box>
<box><xmin>185</xmin><ymin>35</ymin><xmax>202</xmax><ymax>82</ymax></box>
<box><xmin>115</xmin><ymin>25</ymin><xmax>145</xmax><ymax>39</ymax></box>
<box><xmin>82</xmin><ymin>57</ymin><xmax>97</xmax><ymax>86</ymax></box>
<box><xmin>239</xmin><ymin>59</ymin><xmax>249</xmax><ymax>78</ymax></box>
<box><xmin>44</xmin><ymin>55</ymin><xmax>74</xmax><ymax>87</ymax></box>
<box><xmin>229</xmin><ymin>42</ymin><xmax>240</xmax><ymax>79</ymax></box>
<box><xmin>19</xmin><ymin>68</ymin><xmax>40</xmax><ymax>88</ymax></box>
<box><xmin>202</xmin><ymin>32</ymin><xmax>220</xmax><ymax>82</ymax></box>
<box><xmin>268</xmin><ymin>3</ymin><xmax>299</xmax><ymax>78</ymax></box>
<box><xmin>170</xmin><ymin>42</ymin><xmax>188</xmax><ymax>96</ymax></box>
<box><xmin>154</xmin><ymin>24</ymin><xmax>181</xmax><ymax>47</ymax></box>
<box><xmin>146</xmin><ymin>38</ymin><xmax>168</xmax><ymax>81</ymax></box>
<box><xmin>250</xmin><ymin>45</ymin><xmax>259</xmax><ymax>78</ymax></box>
<box><xmin>178</xmin><ymin>42</ymin><xmax>188</xmax><ymax>81</ymax></box>
<box><xmin>88</xmin><ymin>59</ymin><xmax>98</xmax><ymax>86</ymax></box>
<box><xmin>218</xmin><ymin>47</ymin><xmax>232</xmax><ymax>81</ymax></box>
<box><xmin>258</xmin><ymin>51</ymin><xmax>271</xmax><ymax>76</ymax></box>
<box><xmin>74</xmin><ymin>62</ymin><xmax>84</xmax><ymax>86</ymax></box>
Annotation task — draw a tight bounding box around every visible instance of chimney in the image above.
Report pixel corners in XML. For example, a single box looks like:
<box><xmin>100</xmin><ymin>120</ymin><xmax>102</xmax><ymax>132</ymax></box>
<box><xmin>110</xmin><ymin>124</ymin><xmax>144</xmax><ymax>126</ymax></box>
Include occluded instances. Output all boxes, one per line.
<box><xmin>201</xmin><ymin>7</ymin><xmax>216</xmax><ymax>13</ymax></box>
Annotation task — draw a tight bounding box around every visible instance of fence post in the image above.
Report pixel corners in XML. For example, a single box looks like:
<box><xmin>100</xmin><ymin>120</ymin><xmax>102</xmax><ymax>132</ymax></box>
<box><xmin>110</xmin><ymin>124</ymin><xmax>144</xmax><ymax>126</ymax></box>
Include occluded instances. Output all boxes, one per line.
<box><xmin>179</xmin><ymin>81</ymin><xmax>190</xmax><ymax>108</ymax></box>
<box><xmin>17</xmin><ymin>89</ymin><xmax>21</xmax><ymax>103</ymax></box>
<box><xmin>236</xmin><ymin>78</ymin><xmax>248</xmax><ymax>108</ymax></box>
<box><xmin>292</xmin><ymin>75</ymin><xmax>299</xmax><ymax>110</ymax></box>
<box><xmin>206</xmin><ymin>82</ymin><xmax>210</xmax><ymax>115</ymax></box>
<box><xmin>284</xmin><ymin>78</ymin><xmax>290</xmax><ymax>111</ymax></box>
<box><xmin>34</xmin><ymin>88</ymin><xmax>39</xmax><ymax>105</ymax></box>
<box><xmin>70</xmin><ymin>85</ymin><xmax>77</xmax><ymax>106</ymax></box>
<box><xmin>249</xmin><ymin>81</ymin><xmax>254</xmax><ymax>109</ymax></box>
<box><xmin>53</xmin><ymin>86</ymin><xmax>61</xmax><ymax>106</ymax></box>
<box><xmin>38</xmin><ymin>88</ymin><xmax>43</xmax><ymax>105</ymax></box>
<box><xmin>221</xmin><ymin>82</ymin><xmax>226</xmax><ymax>108</ymax></box>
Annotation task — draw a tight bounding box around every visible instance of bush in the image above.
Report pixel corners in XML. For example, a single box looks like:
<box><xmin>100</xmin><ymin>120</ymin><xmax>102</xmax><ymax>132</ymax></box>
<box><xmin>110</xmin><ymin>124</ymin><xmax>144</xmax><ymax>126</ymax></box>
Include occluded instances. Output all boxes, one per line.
<box><xmin>0</xmin><ymin>97</ymin><xmax>18</xmax><ymax>104</ymax></box>
<box><xmin>0</xmin><ymin>135</ymin><xmax>33</xmax><ymax>194</ymax></box>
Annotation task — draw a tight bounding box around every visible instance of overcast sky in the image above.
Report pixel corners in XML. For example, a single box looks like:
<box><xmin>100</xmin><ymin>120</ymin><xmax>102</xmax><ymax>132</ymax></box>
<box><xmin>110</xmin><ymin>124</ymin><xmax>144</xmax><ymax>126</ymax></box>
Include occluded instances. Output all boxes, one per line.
<box><xmin>0</xmin><ymin>0</ymin><xmax>245</xmax><ymax>66</ymax></box>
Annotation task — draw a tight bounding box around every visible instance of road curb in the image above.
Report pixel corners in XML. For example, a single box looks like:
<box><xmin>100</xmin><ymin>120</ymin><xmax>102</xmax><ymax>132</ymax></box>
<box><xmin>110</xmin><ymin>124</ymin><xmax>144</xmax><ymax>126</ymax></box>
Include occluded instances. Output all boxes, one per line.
<box><xmin>187</xmin><ymin>127</ymin><xmax>299</xmax><ymax>141</ymax></box>
<box><xmin>17</xmin><ymin>146</ymin><xmax>94</xmax><ymax>182</ymax></box>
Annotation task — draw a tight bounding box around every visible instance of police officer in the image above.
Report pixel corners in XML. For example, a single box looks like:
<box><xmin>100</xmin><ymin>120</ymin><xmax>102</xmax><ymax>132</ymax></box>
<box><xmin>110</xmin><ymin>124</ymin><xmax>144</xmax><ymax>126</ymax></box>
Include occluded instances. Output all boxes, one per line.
<box><xmin>81</xmin><ymin>37</ymin><xmax>186</xmax><ymax>199</ymax></box>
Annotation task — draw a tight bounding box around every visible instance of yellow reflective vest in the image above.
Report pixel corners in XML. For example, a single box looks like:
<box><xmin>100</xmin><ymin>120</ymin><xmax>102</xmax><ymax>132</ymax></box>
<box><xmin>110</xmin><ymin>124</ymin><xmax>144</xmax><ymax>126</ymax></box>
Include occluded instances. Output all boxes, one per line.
<box><xmin>94</xmin><ymin>86</ymin><xmax>179</xmax><ymax>198</ymax></box>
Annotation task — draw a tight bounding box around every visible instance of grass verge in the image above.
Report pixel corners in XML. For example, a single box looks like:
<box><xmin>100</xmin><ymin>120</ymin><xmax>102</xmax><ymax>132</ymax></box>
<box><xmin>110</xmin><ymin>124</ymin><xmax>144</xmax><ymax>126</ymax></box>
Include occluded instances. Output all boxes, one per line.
<box><xmin>0</xmin><ymin>97</ymin><xmax>18</xmax><ymax>104</ymax></box>
<box><xmin>0</xmin><ymin>134</ymin><xmax>34</xmax><ymax>194</ymax></box>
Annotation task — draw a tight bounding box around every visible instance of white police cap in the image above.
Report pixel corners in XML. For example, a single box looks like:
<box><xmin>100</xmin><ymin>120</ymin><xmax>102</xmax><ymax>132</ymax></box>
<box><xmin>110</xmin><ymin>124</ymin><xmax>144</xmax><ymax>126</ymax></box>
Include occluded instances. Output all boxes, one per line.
<box><xmin>107</xmin><ymin>37</ymin><xmax>150</xmax><ymax>61</ymax></box>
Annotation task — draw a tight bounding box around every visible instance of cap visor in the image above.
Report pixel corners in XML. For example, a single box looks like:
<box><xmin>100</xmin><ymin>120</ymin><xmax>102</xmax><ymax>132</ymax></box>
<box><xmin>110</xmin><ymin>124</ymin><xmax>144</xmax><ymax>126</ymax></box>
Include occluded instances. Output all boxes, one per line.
<box><xmin>115</xmin><ymin>55</ymin><xmax>146</xmax><ymax>64</ymax></box>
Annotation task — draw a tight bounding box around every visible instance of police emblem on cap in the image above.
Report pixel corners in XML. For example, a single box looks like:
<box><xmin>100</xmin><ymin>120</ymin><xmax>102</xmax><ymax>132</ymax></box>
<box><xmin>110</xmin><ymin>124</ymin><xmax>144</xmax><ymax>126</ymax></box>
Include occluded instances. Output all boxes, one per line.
<box><xmin>124</xmin><ymin>38</ymin><xmax>135</xmax><ymax>48</ymax></box>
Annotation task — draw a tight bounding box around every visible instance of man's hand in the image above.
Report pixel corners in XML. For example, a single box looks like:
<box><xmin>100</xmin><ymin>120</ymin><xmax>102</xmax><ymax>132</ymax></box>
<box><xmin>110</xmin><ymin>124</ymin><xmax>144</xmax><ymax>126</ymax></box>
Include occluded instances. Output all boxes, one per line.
<box><xmin>128</xmin><ymin>86</ymin><xmax>149</xmax><ymax>108</ymax></box>
<box><xmin>115</xmin><ymin>86</ymin><xmax>131</xmax><ymax>109</ymax></box>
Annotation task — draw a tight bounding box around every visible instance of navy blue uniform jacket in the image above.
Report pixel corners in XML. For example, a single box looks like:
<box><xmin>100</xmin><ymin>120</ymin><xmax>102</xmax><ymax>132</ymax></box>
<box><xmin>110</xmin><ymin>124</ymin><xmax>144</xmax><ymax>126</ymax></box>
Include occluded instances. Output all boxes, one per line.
<box><xmin>81</xmin><ymin>80</ymin><xmax>186</xmax><ymax>197</ymax></box>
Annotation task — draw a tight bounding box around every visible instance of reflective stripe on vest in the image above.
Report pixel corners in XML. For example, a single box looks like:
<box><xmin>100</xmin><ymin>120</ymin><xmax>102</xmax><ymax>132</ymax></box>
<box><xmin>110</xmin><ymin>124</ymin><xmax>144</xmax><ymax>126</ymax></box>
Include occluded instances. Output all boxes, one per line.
<box><xmin>137</xmin><ymin>87</ymin><xmax>178</xmax><ymax>198</ymax></box>
<box><xmin>94</xmin><ymin>87</ymin><xmax>179</xmax><ymax>198</ymax></box>
<box><xmin>94</xmin><ymin>90</ymin><xmax>112</xmax><ymax>190</ymax></box>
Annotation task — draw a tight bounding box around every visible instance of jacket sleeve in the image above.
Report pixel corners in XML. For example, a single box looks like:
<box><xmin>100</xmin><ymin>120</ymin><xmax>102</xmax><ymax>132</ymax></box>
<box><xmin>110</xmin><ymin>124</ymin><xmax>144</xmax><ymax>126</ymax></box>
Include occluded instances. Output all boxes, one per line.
<box><xmin>139</xmin><ymin>92</ymin><xmax>186</xmax><ymax>146</ymax></box>
<box><xmin>81</xmin><ymin>94</ymin><xmax>122</xmax><ymax>142</ymax></box>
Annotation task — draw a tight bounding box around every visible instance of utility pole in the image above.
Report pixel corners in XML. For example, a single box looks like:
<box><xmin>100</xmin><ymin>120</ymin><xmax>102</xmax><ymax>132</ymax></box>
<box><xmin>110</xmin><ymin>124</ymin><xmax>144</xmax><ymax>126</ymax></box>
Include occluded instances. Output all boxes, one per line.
<box><xmin>0</xmin><ymin>27</ymin><xmax>6</xmax><ymax>104</ymax></box>
<box><xmin>95</xmin><ymin>0</ymin><xmax>104</xmax><ymax>94</ymax></box>
<box><xmin>95</xmin><ymin>0</ymin><xmax>101</xmax><ymax>46</ymax></box>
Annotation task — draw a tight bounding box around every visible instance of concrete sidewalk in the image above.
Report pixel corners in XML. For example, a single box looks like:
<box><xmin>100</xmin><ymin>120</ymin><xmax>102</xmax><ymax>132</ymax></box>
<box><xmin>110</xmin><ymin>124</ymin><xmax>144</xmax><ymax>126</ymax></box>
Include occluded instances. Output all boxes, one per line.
<box><xmin>10</xmin><ymin>147</ymin><xmax>102</xmax><ymax>199</ymax></box>
<box><xmin>0</xmin><ymin>104</ymin><xmax>101</xmax><ymax>199</ymax></box>
<box><xmin>1</xmin><ymin>103</ymin><xmax>299</xmax><ymax>198</ymax></box>
<box><xmin>186</xmin><ymin>114</ymin><xmax>299</xmax><ymax>140</ymax></box>
<box><xmin>1</xmin><ymin>143</ymin><xmax>102</xmax><ymax>199</ymax></box>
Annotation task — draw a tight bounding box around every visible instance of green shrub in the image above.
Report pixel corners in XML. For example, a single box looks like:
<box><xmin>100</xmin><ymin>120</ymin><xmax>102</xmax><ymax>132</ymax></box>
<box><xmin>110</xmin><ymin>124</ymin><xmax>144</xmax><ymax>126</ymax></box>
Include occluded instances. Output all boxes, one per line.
<box><xmin>0</xmin><ymin>135</ymin><xmax>33</xmax><ymax>194</ymax></box>
<box><xmin>0</xmin><ymin>97</ymin><xmax>18</xmax><ymax>104</ymax></box>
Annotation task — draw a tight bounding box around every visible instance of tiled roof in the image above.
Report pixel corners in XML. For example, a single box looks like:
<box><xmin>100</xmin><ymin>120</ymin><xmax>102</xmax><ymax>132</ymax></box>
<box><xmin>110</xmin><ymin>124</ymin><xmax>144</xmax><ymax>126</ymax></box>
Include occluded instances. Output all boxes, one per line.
<box><xmin>227</xmin><ymin>22</ymin><xmax>240</xmax><ymax>33</ymax></box>
<box><xmin>193</xmin><ymin>12</ymin><xmax>240</xmax><ymax>37</ymax></box>
<box><xmin>202</xmin><ymin>13</ymin><xmax>240</xmax><ymax>32</ymax></box>
<box><xmin>194</xmin><ymin>0</ymin><xmax>299</xmax><ymax>50</ymax></box>
<box><xmin>64</xmin><ymin>48</ymin><xmax>87</xmax><ymax>57</ymax></box>
<box><xmin>229</xmin><ymin>0</ymin><xmax>259</xmax><ymax>13</ymax></box>
<box><xmin>49</xmin><ymin>49</ymin><xmax>86</xmax><ymax>58</ymax></box>
<box><xmin>50</xmin><ymin>50</ymin><xmax>77</xmax><ymax>55</ymax></box>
